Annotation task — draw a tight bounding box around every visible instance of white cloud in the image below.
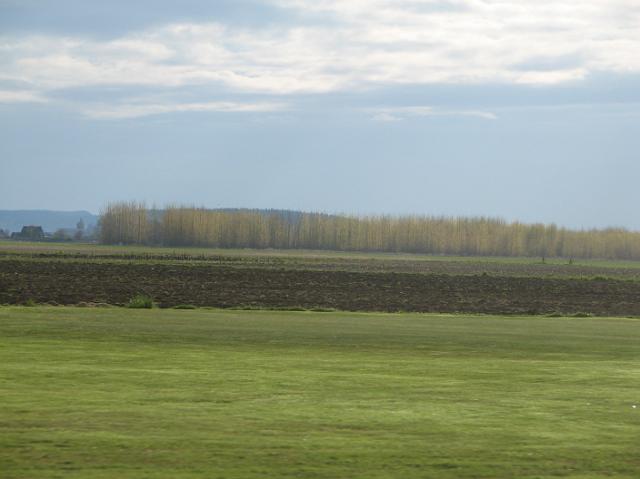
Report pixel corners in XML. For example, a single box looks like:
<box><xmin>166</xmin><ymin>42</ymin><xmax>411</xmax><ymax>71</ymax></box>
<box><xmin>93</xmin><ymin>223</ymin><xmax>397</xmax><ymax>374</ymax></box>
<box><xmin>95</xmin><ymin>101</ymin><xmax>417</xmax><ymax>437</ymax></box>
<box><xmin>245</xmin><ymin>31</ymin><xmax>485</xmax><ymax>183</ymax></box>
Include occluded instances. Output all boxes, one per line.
<box><xmin>82</xmin><ymin>101</ymin><xmax>287</xmax><ymax>119</ymax></box>
<box><xmin>0</xmin><ymin>0</ymin><xmax>638</xmax><ymax>104</ymax></box>
<box><xmin>370</xmin><ymin>106</ymin><xmax>498</xmax><ymax>121</ymax></box>
<box><xmin>0</xmin><ymin>89</ymin><xmax>47</xmax><ymax>103</ymax></box>
<box><xmin>372</xmin><ymin>112</ymin><xmax>402</xmax><ymax>122</ymax></box>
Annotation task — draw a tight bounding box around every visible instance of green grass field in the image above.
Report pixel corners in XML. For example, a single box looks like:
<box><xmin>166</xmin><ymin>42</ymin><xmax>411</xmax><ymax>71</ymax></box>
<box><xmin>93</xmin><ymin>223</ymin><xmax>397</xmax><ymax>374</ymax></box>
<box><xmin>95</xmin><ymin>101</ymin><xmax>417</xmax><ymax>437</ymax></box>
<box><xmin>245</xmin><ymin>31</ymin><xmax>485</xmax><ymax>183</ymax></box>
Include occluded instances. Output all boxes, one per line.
<box><xmin>1</xmin><ymin>307</ymin><xmax>639</xmax><ymax>478</ymax></box>
<box><xmin>4</xmin><ymin>239</ymin><xmax>640</xmax><ymax>269</ymax></box>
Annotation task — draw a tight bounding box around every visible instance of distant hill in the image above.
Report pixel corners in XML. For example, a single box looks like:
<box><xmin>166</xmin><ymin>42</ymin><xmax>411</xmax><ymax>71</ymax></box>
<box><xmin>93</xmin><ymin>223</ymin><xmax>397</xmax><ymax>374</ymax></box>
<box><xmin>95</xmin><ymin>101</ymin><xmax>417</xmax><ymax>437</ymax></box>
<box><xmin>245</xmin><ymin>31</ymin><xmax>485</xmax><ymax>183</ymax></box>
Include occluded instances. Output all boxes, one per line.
<box><xmin>0</xmin><ymin>210</ymin><xmax>99</xmax><ymax>234</ymax></box>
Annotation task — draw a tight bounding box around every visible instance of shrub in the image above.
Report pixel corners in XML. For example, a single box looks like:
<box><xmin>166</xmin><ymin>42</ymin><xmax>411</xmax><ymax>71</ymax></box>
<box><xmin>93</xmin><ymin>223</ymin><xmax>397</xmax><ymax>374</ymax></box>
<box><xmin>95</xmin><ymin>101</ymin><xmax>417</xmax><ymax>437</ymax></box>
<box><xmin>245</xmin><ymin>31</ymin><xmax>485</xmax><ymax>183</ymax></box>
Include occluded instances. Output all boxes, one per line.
<box><xmin>127</xmin><ymin>294</ymin><xmax>154</xmax><ymax>309</ymax></box>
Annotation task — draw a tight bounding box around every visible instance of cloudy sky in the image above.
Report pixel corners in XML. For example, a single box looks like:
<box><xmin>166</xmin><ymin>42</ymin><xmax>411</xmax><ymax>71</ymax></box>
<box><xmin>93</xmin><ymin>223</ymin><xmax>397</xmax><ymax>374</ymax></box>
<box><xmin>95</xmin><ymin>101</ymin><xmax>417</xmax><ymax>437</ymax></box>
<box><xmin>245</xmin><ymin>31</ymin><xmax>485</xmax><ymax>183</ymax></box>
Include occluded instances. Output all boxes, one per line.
<box><xmin>1</xmin><ymin>0</ymin><xmax>639</xmax><ymax>228</ymax></box>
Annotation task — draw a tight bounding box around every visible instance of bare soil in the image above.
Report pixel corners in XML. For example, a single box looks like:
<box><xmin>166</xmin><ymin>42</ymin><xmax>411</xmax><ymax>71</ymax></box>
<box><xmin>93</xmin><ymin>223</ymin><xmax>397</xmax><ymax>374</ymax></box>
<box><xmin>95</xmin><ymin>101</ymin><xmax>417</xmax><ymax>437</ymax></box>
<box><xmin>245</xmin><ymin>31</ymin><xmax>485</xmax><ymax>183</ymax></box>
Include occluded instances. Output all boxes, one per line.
<box><xmin>1</xmin><ymin>258</ymin><xmax>639</xmax><ymax>316</ymax></box>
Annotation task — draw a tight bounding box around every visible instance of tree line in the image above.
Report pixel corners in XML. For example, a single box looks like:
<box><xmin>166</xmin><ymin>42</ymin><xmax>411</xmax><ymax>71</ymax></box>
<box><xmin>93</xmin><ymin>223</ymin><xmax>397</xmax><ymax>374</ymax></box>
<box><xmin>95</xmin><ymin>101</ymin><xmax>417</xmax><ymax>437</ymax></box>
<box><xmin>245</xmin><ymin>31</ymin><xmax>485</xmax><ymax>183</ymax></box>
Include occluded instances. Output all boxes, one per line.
<box><xmin>98</xmin><ymin>201</ymin><xmax>640</xmax><ymax>260</ymax></box>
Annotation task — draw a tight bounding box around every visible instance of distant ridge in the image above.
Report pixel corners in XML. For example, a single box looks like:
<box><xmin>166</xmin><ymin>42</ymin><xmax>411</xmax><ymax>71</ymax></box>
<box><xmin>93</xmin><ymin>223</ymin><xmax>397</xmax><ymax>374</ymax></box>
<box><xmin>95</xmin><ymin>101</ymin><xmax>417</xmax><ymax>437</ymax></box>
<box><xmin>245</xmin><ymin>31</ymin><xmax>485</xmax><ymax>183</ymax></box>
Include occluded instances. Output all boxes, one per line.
<box><xmin>0</xmin><ymin>210</ymin><xmax>98</xmax><ymax>234</ymax></box>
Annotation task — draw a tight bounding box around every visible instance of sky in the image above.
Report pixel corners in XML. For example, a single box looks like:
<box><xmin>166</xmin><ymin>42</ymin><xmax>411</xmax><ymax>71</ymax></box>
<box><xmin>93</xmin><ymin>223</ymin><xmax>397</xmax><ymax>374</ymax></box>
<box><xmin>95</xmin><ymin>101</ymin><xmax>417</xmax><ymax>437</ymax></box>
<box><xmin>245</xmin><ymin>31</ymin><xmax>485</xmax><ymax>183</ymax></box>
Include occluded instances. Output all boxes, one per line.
<box><xmin>1</xmin><ymin>0</ymin><xmax>639</xmax><ymax>229</ymax></box>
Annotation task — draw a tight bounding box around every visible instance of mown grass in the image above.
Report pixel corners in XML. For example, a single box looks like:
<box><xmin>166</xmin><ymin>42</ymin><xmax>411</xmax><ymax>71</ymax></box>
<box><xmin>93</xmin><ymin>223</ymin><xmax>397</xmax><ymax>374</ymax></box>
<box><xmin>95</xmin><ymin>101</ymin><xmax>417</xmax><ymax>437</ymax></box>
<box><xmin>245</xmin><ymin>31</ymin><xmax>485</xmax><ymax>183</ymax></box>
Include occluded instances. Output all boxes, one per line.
<box><xmin>1</xmin><ymin>307</ymin><xmax>639</xmax><ymax>478</ymax></box>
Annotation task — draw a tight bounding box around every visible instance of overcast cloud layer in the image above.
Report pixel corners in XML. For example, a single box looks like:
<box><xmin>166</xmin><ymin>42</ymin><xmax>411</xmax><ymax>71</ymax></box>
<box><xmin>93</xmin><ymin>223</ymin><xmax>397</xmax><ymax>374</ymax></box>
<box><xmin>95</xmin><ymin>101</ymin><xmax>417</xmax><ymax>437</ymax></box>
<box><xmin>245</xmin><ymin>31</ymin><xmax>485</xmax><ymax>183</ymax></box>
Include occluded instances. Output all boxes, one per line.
<box><xmin>1</xmin><ymin>0</ymin><xmax>639</xmax><ymax>228</ymax></box>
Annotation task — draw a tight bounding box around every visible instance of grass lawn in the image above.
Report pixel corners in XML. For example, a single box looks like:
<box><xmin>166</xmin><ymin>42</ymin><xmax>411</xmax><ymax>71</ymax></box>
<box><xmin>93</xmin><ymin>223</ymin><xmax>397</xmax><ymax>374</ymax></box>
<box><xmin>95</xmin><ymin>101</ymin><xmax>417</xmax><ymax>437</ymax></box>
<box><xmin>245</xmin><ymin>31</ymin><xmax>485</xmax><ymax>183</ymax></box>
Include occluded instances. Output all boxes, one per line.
<box><xmin>1</xmin><ymin>307</ymin><xmax>639</xmax><ymax>478</ymax></box>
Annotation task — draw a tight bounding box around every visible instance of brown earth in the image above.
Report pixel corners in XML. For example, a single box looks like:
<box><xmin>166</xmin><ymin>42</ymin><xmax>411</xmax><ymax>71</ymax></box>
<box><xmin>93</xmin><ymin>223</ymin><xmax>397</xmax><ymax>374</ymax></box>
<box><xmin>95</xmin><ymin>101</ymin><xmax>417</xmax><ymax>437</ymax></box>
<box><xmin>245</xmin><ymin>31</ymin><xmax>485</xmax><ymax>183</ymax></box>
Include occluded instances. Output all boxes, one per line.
<box><xmin>1</xmin><ymin>259</ymin><xmax>639</xmax><ymax>316</ymax></box>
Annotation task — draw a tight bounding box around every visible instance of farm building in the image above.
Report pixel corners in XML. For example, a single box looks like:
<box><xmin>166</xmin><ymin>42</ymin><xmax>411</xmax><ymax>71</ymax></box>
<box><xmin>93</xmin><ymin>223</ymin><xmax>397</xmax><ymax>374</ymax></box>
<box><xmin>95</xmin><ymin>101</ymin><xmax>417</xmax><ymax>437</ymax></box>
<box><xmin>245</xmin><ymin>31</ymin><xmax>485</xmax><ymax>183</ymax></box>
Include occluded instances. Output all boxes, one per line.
<box><xmin>11</xmin><ymin>225</ymin><xmax>45</xmax><ymax>241</ymax></box>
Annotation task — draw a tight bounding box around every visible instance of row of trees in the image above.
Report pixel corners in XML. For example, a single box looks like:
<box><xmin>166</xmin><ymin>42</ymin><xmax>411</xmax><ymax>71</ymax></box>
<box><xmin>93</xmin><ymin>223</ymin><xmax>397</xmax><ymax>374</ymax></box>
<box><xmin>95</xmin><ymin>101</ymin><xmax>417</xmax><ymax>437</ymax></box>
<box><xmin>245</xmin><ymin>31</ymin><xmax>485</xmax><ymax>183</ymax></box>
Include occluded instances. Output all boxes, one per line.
<box><xmin>99</xmin><ymin>202</ymin><xmax>640</xmax><ymax>260</ymax></box>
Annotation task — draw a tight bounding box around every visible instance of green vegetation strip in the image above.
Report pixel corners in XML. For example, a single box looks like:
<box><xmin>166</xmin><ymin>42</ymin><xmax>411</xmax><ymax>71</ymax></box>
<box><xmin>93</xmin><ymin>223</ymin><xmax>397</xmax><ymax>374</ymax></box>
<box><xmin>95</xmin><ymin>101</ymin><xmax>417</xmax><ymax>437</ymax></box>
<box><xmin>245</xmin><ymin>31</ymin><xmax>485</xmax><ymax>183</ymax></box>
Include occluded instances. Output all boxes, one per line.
<box><xmin>1</xmin><ymin>307</ymin><xmax>639</xmax><ymax>478</ymax></box>
<box><xmin>4</xmin><ymin>240</ymin><xmax>640</xmax><ymax>269</ymax></box>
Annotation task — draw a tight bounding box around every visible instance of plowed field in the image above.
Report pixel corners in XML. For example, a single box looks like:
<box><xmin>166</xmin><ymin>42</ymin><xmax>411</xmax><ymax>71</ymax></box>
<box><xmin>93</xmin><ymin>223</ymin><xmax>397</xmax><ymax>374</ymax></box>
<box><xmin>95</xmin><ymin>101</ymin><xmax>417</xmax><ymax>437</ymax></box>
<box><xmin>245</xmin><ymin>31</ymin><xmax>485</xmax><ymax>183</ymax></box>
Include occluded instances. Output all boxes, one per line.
<box><xmin>2</xmin><ymin>254</ymin><xmax>639</xmax><ymax>315</ymax></box>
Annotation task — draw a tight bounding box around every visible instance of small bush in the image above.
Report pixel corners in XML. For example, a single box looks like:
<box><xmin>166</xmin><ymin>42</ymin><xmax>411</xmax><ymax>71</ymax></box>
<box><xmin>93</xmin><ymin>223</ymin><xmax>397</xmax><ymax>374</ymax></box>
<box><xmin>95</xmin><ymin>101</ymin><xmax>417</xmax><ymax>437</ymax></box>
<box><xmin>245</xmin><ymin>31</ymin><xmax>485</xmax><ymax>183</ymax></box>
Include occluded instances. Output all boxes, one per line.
<box><xmin>572</xmin><ymin>312</ymin><xmax>593</xmax><ymax>318</ymax></box>
<box><xmin>127</xmin><ymin>294</ymin><xmax>154</xmax><ymax>309</ymax></box>
<box><xmin>23</xmin><ymin>298</ymin><xmax>36</xmax><ymax>307</ymax></box>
